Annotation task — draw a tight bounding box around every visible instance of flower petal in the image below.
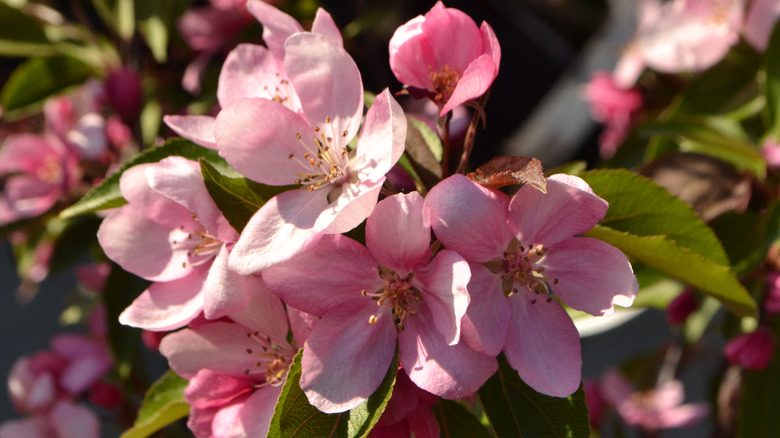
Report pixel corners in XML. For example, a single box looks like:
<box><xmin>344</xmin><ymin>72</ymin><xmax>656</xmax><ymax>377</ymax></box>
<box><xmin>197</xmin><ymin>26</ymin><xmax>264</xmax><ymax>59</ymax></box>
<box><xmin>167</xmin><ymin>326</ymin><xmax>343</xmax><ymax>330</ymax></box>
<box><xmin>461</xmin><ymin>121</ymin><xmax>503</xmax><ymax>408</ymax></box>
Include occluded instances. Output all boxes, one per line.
<box><xmin>439</xmin><ymin>54</ymin><xmax>495</xmax><ymax>115</ymax></box>
<box><xmin>544</xmin><ymin>237</ymin><xmax>638</xmax><ymax>316</ymax></box>
<box><xmin>216</xmin><ymin>384</ymin><xmax>282</xmax><ymax>438</ymax></box>
<box><xmin>201</xmin><ymin>246</ymin><xmax>251</xmax><ymax>320</ymax></box>
<box><xmin>163</xmin><ymin>115</ymin><xmax>217</xmax><ymax>149</ymax></box>
<box><xmin>314</xmin><ymin>178</ymin><xmax>384</xmax><ymax>234</ymax></box>
<box><xmin>49</xmin><ymin>401</ymin><xmax>100</xmax><ymax>438</ymax></box>
<box><xmin>301</xmin><ymin>302</ymin><xmax>397</xmax><ymax>413</ymax></box>
<box><xmin>366</xmin><ymin>192</ymin><xmax>431</xmax><ymax>273</ymax></box>
<box><xmin>389</xmin><ymin>15</ymin><xmax>433</xmax><ymax>90</ymax></box>
<box><xmin>460</xmin><ymin>264</ymin><xmax>510</xmax><ymax>356</ymax></box>
<box><xmin>228</xmin><ymin>276</ymin><xmax>290</xmax><ymax>346</ymax></box>
<box><xmin>246</xmin><ymin>0</ymin><xmax>303</xmax><ymax>61</ymax></box>
<box><xmin>118</xmin><ymin>269</ymin><xmax>207</xmax><ymax>331</ymax></box>
<box><xmin>421</xmin><ymin>2</ymin><xmax>484</xmax><ymax>72</ymax></box>
<box><xmin>426</xmin><ymin>174</ymin><xmax>512</xmax><ymax>263</ymax></box>
<box><xmin>218</xmin><ymin>43</ymin><xmax>300</xmax><ymax>111</ymax></box>
<box><xmin>311</xmin><ymin>8</ymin><xmax>343</xmax><ymax>47</ymax></box>
<box><xmin>228</xmin><ymin>189</ymin><xmax>326</xmax><ymax>274</ymax></box>
<box><xmin>413</xmin><ymin>249</ymin><xmax>470</xmax><ymax>345</ymax></box>
<box><xmin>503</xmin><ymin>294</ymin><xmax>582</xmax><ymax>397</ymax></box>
<box><xmin>352</xmin><ymin>89</ymin><xmax>406</xmax><ymax>183</ymax></box>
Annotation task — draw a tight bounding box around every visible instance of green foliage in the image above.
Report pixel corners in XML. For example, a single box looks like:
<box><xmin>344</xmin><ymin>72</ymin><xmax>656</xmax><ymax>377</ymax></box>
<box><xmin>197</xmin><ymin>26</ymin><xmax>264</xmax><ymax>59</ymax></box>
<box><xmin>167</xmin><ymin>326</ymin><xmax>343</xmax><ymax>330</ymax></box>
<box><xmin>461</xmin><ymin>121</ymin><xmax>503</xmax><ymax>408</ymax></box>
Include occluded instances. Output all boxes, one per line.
<box><xmin>765</xmin><ymin>24</ymin><xmax>780</xmax><ymax>141</ymax></box>
<box><xmin>59</xmin><ymin>138</ymin><xmax>225</xmax><ymax>219</ymax></box>
<box><xmin>200</xmin><ymin>160</ymin><xmax>294</xmax><ymax>233</ymax></box>
<box><xmin>580</xmin><ymin>169</ymin><xmax>756</xmax><ymax>317</ymax></box>
<box><xmin>103</xmin><ymin>264</ymin><xmax>149</xmax><ymax>381</ymax></box>
<box><xmin>403</xmin><ymin>116</ymin><xmax>444</xmax><ymax>193</ymax></box>
<box><xmin>0</xmin><ymin>2</ymin><xmax>55</xmax><ymax>57</ymax></box>
<box><xmin>433</xmin><ymin>399</ymin><xmax>494</xmax><ymax>438</ymax></box>
<box><xmin>710</xmin><ymin>203</ymin><xmax>780</xmax><ymax>276</ymax></box>
<box><xmin>120</xmin><ymin>370</ymin><xmax>190</xmax><ymax>438</ymax></box>
<box><xmin>267</xmin><ymin>349</ymin><xmax>397</xmax><ymax>438</ymax></box>
<box><xmin>0</xmin><ymin>55</ymin><xmax>96</xmax><ymax>113</ymax></box>
<box><xmin>478</xmin><ymin>355</ymin><xmax>589</xmax><ymax>438</ymax></box>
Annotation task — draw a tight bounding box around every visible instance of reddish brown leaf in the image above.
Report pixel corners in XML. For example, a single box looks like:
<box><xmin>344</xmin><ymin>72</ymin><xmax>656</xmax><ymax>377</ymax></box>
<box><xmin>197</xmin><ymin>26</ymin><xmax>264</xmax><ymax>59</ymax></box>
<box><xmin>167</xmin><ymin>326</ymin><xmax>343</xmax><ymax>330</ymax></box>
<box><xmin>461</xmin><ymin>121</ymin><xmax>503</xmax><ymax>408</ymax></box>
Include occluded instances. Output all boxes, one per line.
<box><xmin>467</xmin><ymin>155</ymin><xmax>546</xmax><ymax>192</ymax></box>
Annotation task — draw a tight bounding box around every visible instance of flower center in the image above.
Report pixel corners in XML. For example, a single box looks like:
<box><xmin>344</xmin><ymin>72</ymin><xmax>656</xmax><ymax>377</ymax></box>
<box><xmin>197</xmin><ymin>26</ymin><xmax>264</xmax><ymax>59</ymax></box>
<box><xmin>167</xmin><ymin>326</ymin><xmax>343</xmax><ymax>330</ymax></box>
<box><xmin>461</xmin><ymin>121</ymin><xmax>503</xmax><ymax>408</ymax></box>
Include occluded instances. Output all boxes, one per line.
<box><xmin>287</xmin><ymin>115</ymin><xmax>353</xmax><ymax>194</ymax></box>
<box><xmin>262</xmin><ymin>72</ymin><xmax>295</xmax><ymax>108</ymax></box>
<box><xmin>172</xmin><ymin>216</ymin><xmax>224</xmax><ymax>269</ymax></box>
<box><xmin>429</xmin><ymin>65</ymin><xmax>461</xmax><ymax>105</ymax></box>
<box><xmin>36</xmin><ymin>156</ymin><xmax>63</xmax><ymax>184</ymax></box>
<box><xmin>362</xmin><ymin>266</ymin><xmax>421</xmax><ymax>330</ymax></box>
<box><xmin>484</xmin><ymin>238</ymin><xmax>558</xmax><ymax>303</ymax></box>
<box><xmin>243</xmin><ymin>331</ymin><xmax>294</xmax><ymax>387</ymax></box>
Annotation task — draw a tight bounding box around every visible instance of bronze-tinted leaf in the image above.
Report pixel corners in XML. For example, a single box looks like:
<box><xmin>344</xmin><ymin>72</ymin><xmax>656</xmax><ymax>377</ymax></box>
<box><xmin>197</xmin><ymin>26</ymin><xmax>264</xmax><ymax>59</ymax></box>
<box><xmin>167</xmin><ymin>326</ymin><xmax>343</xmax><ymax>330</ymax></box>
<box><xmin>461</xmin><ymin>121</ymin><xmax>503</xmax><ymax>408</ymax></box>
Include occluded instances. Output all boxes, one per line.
<box><xmin>467</xmin><ymin>155</ymin><xmax>546</xmax><ymax>192</ymax></box>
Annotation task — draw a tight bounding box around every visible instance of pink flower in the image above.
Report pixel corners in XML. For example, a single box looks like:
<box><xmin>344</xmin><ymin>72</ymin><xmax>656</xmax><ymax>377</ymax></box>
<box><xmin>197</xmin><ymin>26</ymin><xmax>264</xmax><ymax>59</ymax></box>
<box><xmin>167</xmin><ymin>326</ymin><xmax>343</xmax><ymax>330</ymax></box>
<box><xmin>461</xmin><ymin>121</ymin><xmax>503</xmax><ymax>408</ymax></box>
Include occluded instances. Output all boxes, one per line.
<box><xmin>389</xmin><ymin>1</ymin><xmax>500</xmax><ymax>116</ymax></box>
<box><xmin>583</xmin><ymin>72</ymin><xmax>643</xmax><ymax>158</ymax></box>
<box><xmin>369</xmin><ymin>371</ymin><xmax>439</xmax><ymax>438</ymax></box>
<box><xmin>426</xmin><ymin>174</ymin><xmax>638</xmax><ymax>397</ymax></box>
<box><xmin>600</xmin><ymin>369</ymin><xmax>709</xmax><ymax>431</ymax></box>
<box><xmin>761</xmin><ymin>137</ymin><xmax>780</xmax><ymax>168</ymax></box>
<box><xmin>614</xmin><ymin>0</ymin><xmax>743</xmax><ymax>88</ymax></box>
<box><xmin>159</xmin><ymin>284</ymin><xmax>297</xmax><ymax>438</ymax></box>
<box><xmin>724</xmin><ymin>327</ymin><xmax>775</xmax><ymax>370</ymax></box>
<box><xmin>0</xmin><ymin>400</ymin><xmax>99</xmax><ymax>438</ymax></box>
<box><xmin>165</xmin><ymin>1</ymin><xmax>341</xmax><ymax>148</ymax></box>
<box><xmin>44</xmin><ymin>81</ymin><xmax>108</xmax><ymax>159</ymax></box>
<box><xmin>104</xmin><ymin>68</ymin><xmax>142</xmax><ymax>124</ymax></box>
<box><xmin>263</xmin><ymin>192</ymin><xmax>496</xmax><ymax>413</ymax></box>
<box><xmin>216</xmin><ymin>32</ymin><xmax>406</xmax><ymax>273</ymax></box>
<box><xmin>0</xmin><ymin>134</ymin><xmax>78</xmax><ymax>225</ymax></box>
<box><xmin>97</xmin><ymin>156</ymin><xmax>259</xmax><ymax>330</ymax></box>
<box><xmin>744</xmin><ymin>0</ymin><xmax>780</xmax><ymax>52</ymax></box>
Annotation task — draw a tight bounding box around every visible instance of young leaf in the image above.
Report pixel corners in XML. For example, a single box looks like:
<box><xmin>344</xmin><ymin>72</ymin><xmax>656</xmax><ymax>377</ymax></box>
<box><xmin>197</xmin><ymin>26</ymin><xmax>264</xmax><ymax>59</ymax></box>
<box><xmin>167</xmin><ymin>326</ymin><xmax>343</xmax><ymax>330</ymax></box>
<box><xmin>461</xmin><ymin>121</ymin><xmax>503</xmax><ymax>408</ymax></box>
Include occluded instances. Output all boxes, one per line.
<box><xmin>0</xmin><ymin>2</ymin><xmax>55</xmax><ymax>57</ymax></box>
<box><xmin>59</xmin><ymin>138</ymin><xmax>225</xmax><ymax>219</ymax></box>
<box><xmin>120</xmin><ymin>370</ymin><xmax>190</xmax><ymax>438</ymax></box>
<box><xmin>580</xmin><ymin>169</ymin><xmax>756</xmax><ymax>317</ymax></box>
<box><xmin>478</xmin><ymin>355</ymin><xmax>589</xmax><ymax>438</ymax></box>
<box><xmin>404</xmin><ymin>116</ymin><xmax>443</xmax><ymax>193</ymax></box>
<box><xmin>199</xmin><ymin>159</ymin><xmax>293</xmax><ymax>233</ymax></box>
<box><xmin>433</xmin><ymin>399</ymin><xmax>493</xmax><ymax>438</ymax></box>
<box><xmin>0</xmin><ymin>55</ymin><xmax>96</xmax><ymax>113</ymax></box>
<box><xmin>267</xmin><ymin>349</ymin><xmax>398</xmax><ymax>438</ymax></box>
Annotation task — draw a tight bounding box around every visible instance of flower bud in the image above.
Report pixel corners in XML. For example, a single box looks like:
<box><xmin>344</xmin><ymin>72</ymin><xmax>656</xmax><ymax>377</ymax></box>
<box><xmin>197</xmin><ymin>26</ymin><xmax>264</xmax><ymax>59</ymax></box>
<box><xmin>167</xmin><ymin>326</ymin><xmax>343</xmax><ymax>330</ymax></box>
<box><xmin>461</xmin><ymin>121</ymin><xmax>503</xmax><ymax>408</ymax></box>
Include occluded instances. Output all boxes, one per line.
<box><xmin>105</xmin><ymin>68</ymin><xmax>142</xmax><ymax>123</ymax></box>
<box><xmin>724</xmin><ymin>328</ymin><xmax>775</xmax><ymax>371</ymax></box>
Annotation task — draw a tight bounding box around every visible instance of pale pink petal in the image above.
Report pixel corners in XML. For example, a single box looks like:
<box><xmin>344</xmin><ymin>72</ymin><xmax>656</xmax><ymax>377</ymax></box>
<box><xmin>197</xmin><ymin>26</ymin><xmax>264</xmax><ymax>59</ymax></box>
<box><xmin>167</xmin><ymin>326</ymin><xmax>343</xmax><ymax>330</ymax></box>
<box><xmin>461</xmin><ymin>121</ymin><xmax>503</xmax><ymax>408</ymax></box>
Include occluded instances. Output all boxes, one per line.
<box><xmin>613</xmin><ymin>45</ymin><xmax>646</xmax><ymax>89</ymax></box>
<box><xmin>119</xmin><ymin>163</ymin><xmax>200</xmax><ymax>230</ymax></box>
<box><xmin>413</xmin><ymin>249</ymin><xmax>470</xmax><ymax>345</ymax></box>
<box><xmin>212</xmin><ymin>385</ymin><xmax>282</xmax><ymax>438</ymax></box>
<box><xmin>460</xmin><ymin>264</ymin><xmax>510</xmax><ymax>356</ymax></box>
<box><xmin>201</xmin><ymin>246</ymin><xmax>251</xmax><ymax>319</ymax></box>
<box><xmin>185</xmin><ymin>370</ymin><xmax>251</xmax><ymax>409</ymax></box>
<box><xmin>263</xmin><ymin>235</ymin><xmax>380</xmax><ymax>316</ymax></box>
<box><xmin>163</xmin><ymin>115</ymin><xmax>217</xmax><ymax>149</ymax></box>
<box><xmin>440</xmin><ymin>54</ymin><xmax>496</xmax><ymax>115</ymax></box>
<box><xmin>427</xmin><ymin>174</ymin><xmax>513</xmax><ymax>263</ymax></box>
<box><xmin>744</xmin><ymin>0</ymin><xmax>780</xmax><ymax>51</ymax></box>
<box><xmin>311</xmin><ymin>8</ymin><xmax>343</xmax><ymax>47</ymax></box>
<box><xmin>227</xmin><ymin>189</ymin><xmax>326</xmax><ymax>274</ymax></box>
<box><xmin>60</xmin><ymin>356</ymin><xmax>111</xmax><ymax>395</ymax></box>
<box><xmin>657</xmin><ymin>403</ymin><xmax>709</xmax><ymax>429</ymax></box>
<box><xmin>27</xmin><ymin>373</ymin><xmax>56</xmax><ymax>411</ymax></box>
<box><xmin>314</xmin><ymin>179</ymin><xmax>384</xmax><ymax>234</ymax></box>
<box><xmin>544</xmin><ymin>237</ymin><xmax>638</xmax><ymax>316</ymax></box>
<box><xmin>399</xmin><ymin>304</ymin><xmax>497</xmax><ymax>399</ymax></box>
<box><xmin>480</xmin><ymin>21</ymin><xmax>501</xmax><ymax>76</ymax></box>
<box><xmin>599</xmin><ymin>369</ymin><xmax>636</xmax><ymax>407</ymax></box>
<box><xmin>246</xmin><ymin>0</ymin><xmax>303</xmax><ymax>61</ymax></box>
<box><xmin>509</xmin><ymin>174</ymin><xmax>608</xmax><ymax>247</ymax></box>
<box><xmin>301</xmin><ymin>302</ymin><xmax>397</xmax><ymax>413</ymax></box>
<box><xmin>48</xmin><ymin>401</ymin><xmax>100</xmax><ymax>438</ymax></box>
<box><xmin>217</xmin><ymin>44</ymin><xmax>300</xmax><ymax>110</ymax></box>
<box><xmin>284</xmin><ymin>33</ymin><xmax>363</xmax><ymax>142</ymax></box>
<box><xmin>160</xmin><ymin>321</ymin><xmax>265</xmax><ymax>379</ymax></box>
<box><xmin>215</xmin><ymin>98</ymin><xmax>316</xmax><ymax>185</ymax></box>
<box><xmin>366</xmin><ymin>192</ymin><xmax>431</xmax><ymax>273</ymax></box>
<box><xmin>351</xmin><ymin>89</ymin><xmax>406</xmax><ymax>183</ymax></box>
<box><xmin>182</xmin><ymin>53</ymin><xmax>211</xmax><ymax>95</ymax></box>
<box><xmin>50</xmin><ymin>334</ymin><xmax>100</xmax><ymax>359</ymax></box>
<box><xmin>504</xmin><ymin>294</ymin><xmax>582</xmax><ymax>397</ymax></box>
<box><xmin>0</xmin><ymin>417</ymin><xmax>50</xmax><ymax>438</ymax></box>
<box><xmin>118</xmin><ymin>269</ymin><xmax>207</xmax><ymax>331</ymax></box>
<box><xmin>228</xmin><ymin>277</ymin><xmax>290</xmax><ymax>345</ymax></box>
<box><xmin>389</xmin><ymin>16</ymin><xmax>434</xmax><ymax>90</ymax></box>
<box><xmin>422</xmin><ymin>2</ymin><xmax>484</xmax><ymax>71</ymax></box>
<box><xmin>288</xmin><ymin>308</ymin><xmax>318</xmax><ymax>346</ymax></box>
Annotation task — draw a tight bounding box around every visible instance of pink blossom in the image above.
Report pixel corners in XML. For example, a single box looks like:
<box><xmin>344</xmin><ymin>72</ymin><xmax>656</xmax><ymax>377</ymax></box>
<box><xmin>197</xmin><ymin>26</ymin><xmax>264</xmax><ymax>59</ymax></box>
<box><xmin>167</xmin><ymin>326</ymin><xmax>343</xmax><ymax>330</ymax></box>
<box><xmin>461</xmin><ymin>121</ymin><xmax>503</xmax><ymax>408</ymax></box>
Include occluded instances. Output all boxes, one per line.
<box><xmin>762</xmin><ymin>137</ymin><xmax>780</xmax><ymax>168</ymax></box>
<box><xmin>583</xmin><ymin>72</ymin><xmax>643</xmax><ymax>158</ymax></box>
<box><xmin>0</xmin><ymin>400</ymin><xmax>100</xmax><ymax>438</ymax></box>
<box><xmin>614</xmin><ymin>0</ymin><xmax>743</xmax><ymax>88</ymax></box>
<box><xmin>0</xmin><ymin>134</ymin><xmax>78</xmax><ymax>225</ymax></box>
<box><xmin>724</xmin><ymin>327</ymin><xmax>775</xmax><ymax>370</ymax></box>
<box><xmin>389</xmin><ymin>1</ymin><xmax>500</xmax><ymax>116</ymax></box>
<box><xmin>165</xmin><ymin>1</ymin><xmax>341</xmax><ymax>147</ymax></box>
<box><xmin>426</xmin><ymin>174</ymin><xmax>638</xmax><ymax>397</ymax></box>
<box><xmin>583</xmin><ymin>380</ymin><xmax>607</xmax><ymax>430</ymax></box>
<box><xmin>217</xmin><ymin>32</ymin><xmax>406</xmax><ymax>273</ymax></box>
<box><xmin>104</xmin><ymin>68</ymin><xmax>142</xmax><ymax>123</ymax></box>
<box><xmin>159</xmin><ymin>284</ymin><xmax>296</xmax><ymax>438</ymax></box>
<box><xmin>263</xmin><ymin>192</ymin><xmax>495</xmax><ymax>413</ymax></box>
<box><xmin>744</xmin><ymin>0</ymin><xmax>780</xmax><ymax>51</ymax></box>
<box><xmin>600</xmin><ymin>369</ymin><xmax>709</xmax><ymax>431</ymax></box>
<box><xmin>97</xmin><ymin>156</ymin><xmax>259</xmax><ymax>330</ymax></box>
<box><xmin>44</xmin><ymin>81</ymin><xmax>108</xmax><ymax>159</ymax></box>
<box><xmin>369</xmin><ymin>371</ymin><xmax>439</xmax><ymax>438</ymax></box>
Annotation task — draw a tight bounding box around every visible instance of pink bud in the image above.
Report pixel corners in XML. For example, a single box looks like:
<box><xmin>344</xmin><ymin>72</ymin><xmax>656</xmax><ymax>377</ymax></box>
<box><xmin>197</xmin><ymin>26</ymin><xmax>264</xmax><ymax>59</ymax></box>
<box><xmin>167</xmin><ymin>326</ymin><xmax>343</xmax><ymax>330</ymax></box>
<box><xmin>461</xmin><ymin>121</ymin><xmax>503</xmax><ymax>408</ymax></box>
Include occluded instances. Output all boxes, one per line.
<box><xmin>141</xmin><ymin>330</ymin><xmax>168</xmax><ymax>352</ymax></box>
<box><xmin>88</xmin><ymin>381</ymin><xmax>123</xmax><ymax>408</ymax></box>
<box><xmin>105</xmin><ymin>68</ymin><xmax>142</xmax><ymax>123</ymax></box>
<box><xmin>724</xmin><ymin>328</ymin><xmax>775</xmax><ymax>371</ymax></box>
<box><xmin>666</xmin><ymin>289</ymin><xmax>699</xmax><ymax>325</ymax></box>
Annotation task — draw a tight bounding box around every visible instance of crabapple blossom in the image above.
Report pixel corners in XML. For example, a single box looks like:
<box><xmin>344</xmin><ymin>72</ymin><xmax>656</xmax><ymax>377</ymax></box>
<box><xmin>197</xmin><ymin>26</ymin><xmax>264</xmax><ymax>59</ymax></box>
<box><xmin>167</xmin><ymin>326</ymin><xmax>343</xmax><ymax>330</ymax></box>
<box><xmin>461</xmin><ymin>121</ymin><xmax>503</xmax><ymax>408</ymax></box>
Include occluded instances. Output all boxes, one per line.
<box><xmin>262</xmin><ymin>192</ymin><xmax>496</xmax><ymax>413</ymax></box>
<box><xmin>600</xmin><ymin>369</ymin><xmax>709</xmax><ymax>431</ymax></box>
<box><xmin>369</xmin><ymin>371</ymin><xmax>439</xmax><ymax>438</ymax></box>
<box><xmin>743</xmin><ymin>0</ymin><xmax>780</xmax><ymax>52</ymax></box>
<box><xmin>724</xmin><ymin>328</ymin><xmax>775</xmax><ymax>370</ymax></box>
<box><xmin>426</xmin><ymin>173</ymin><xmax>638</xmax><ymax>397</ymax></box>
<box><xmin>389</xmin><ymin>1</ymin><xmax>500</xmax><ymax>116</ymax></box>
<box><xmin>217</xmin><ymin>32</ymin><xmax>406</xmax><ymax>273</ymax></box>
<box><xmin>159</xmin><ymin>282</ymin><xmax>297</xmax><ymax>438</ymax></box>
<box><xmin>583</xmin><ymin>71</ymin><xmax>643</xmax><ymax>158</ymax></box>
<box><xmin>97</xmin><ymin>156</ymin><xmax>259</xmax><ymax>330</ymax></box>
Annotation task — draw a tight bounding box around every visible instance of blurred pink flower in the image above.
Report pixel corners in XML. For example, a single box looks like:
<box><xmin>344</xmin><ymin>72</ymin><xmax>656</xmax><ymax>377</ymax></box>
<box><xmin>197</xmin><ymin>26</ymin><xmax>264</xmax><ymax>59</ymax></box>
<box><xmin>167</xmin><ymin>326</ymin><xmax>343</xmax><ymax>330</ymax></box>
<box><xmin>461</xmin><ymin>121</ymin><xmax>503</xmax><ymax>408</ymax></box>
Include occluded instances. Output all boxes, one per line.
<box><xmin>0</xmin><ymin>400</ymin><xmax>99</xmax><ymax>438</ymax></box>
<box><xmin>389</xmin><ymin>1</ymin><xmax>500</xmax><ymax>116</ymax></box>
<box><xmin>761</xmin><ymin>137</ymin><xmax>780</xmax><ymax>168</ymax></box>
<box><xmin>263</xmin><ymin>192</ymin><xmax>495</xmax><ymax>413</ymax></box>
<box><xmin>369</xmin><ymin>372</ymin><xmax>439</xmax><ymax>438</ymax></box>
<box><xmin>583</xmin><ymin>72</ymin><xmax>643</xmax><ymax>158</ymax></box>
<box><xmin>426</xmin><ymin>174</ymin><xmax>638</xmax><ymax>397</ymax></box>
<box><xmin>601</xmin><ymin>369</ymin><xmax>709</xmax><ymax>431</ymax></box>
<box><xmin>724</xmin><ymin>327</ymin><xmax>775</xmax><ymax>370</ymax></box>
<box><xmin>44</xmin><ymin>81</ymin><xmax>108</xmax><ymax>160</ymax></box>
<box><xmin>104</xmin><ymin>68</ymin><xmax>142</xmax><ymax>124</ymax></box>
<box><xmin>666</xmin><ymin>289</ymin><xmax>699</xmax><ymax>325</ymax></box>
<box><xmin>743</xmin><ymin>0</ymin><xmax>780</xmax><ymax>51</ymax></box>
<box><xmin>764</xmin><ymin>272</ymin><xmax>780</xmax><ymax>314</ymax></box>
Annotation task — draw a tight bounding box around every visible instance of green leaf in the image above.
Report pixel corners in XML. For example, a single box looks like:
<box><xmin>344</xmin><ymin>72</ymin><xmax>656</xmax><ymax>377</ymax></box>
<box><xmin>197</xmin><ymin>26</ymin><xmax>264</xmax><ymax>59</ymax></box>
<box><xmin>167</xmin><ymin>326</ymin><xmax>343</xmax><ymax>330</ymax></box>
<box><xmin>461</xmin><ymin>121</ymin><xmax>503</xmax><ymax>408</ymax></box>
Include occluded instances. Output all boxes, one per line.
<box><xmin>92</xmin><ymin>0</ymin><xmax>135</xmax><ymax>40</ymax></box>
<box><xmin>478</xmin><ymin>355</ymin><xmax>589</xmax><ymax>438</ymax></box>
<box><xmin>60</xmin><ymin>138</ymin><xmax>225</xmax><ymax>219</ymax></box>
<box><xmin>580</xmin><ymin>169</ymin><xmax>756</xmax><ymax>318</ymax></box>
<box><xmin>136</xmin><ymin>0</ymin><xmax>176</xmax><ymax>63</ymax></box>
<box><xmin>711</xmin><ymin>203</ymin><xmax>780</xmax><ymax>275</ymax></box>
<box><xmin>199</xmin><ymin>159</ymin><xmax>293</xmax><ymax>233</ymax></box>
<box><xmin>765</xmin><ymin>23</ymin><xmax>780</xmax><ymax>140</ymax></box>
<box><xmin>267</xmin><ymin>349</ymin><xmax>397</xmax><ymax>438</ymax></box>
<box><xmin>404</xmin><ymin>116</ymin><xmax>443</xmax><ymax>193</ymax></box>
<box><xmin>0</xmin><ymin>2</ymin><xmax>55</xmax><ymax>57</ymax></box>
<box><xmin>103</xmin><ymin>264</ymin><xmax>149</xmax><ymax>381</ymax></box>
<box><xmin>738</xmin><ymin>318</ymin><xmax>780</xmax><ymax>438</ymax></box>
<box><xmin>120</xmin><ymin>370</ymin><xmax>190</xmax><ymax>438</ymax></box>
<box><xmin>433</xmin><ymin>399</ymin><xmax>494</xmax><ymax>438</ymax></box>
<box><xmin>0</xmin><ymin>55</ymin><xmax>96</xmax><ymax>112</ymax></box>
